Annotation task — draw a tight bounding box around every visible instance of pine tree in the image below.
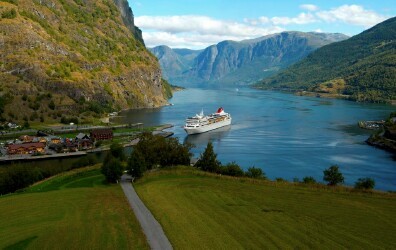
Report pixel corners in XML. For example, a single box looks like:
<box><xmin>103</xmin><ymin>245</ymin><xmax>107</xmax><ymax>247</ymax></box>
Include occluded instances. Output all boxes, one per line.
<box><xmin>195</xmin><ymin>142</ymin><xmax>221</xmax><ymax>173</ymax></box>
<box><xmin>323</xmin><ymin>165</ymin><xmax>344</xmax><ymax>186</ymax></box>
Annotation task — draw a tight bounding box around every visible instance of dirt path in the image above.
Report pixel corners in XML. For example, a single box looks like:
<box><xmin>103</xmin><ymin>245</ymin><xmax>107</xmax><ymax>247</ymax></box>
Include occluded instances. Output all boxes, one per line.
<box><xmin>120</xmin><ymin>175</ymin><xmax>173</xmax><ymax>250</ymax></box>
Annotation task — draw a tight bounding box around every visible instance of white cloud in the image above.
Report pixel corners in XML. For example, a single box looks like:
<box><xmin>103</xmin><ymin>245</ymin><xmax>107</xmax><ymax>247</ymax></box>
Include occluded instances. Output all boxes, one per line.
<box><xmin>136</xmin><ymin>15</ymin><xmax>280</xmax><ymax>37</ymax></box>
<box><xmin>271</xmin><ymin>13</ymin><xmax>317</xmax><ymax>25</ymax></box>
<box><xmin>300</xmin><ymin>4</ymin><xmax>319</xmax><ymax>11</ymax></box>
<box><xmin>316</xmin><ymin>5</ymin><xmax>387</xmax><ymax>27</ymax></box>
<box><xmin>136</xmin><ymin>15</ymin><xmax>284</xmax><ymax>49</ymax></box>
<box><xmin>135</xmin><ymin>4</ymin><xmax>389</xmax><ymax>49</ymax></box>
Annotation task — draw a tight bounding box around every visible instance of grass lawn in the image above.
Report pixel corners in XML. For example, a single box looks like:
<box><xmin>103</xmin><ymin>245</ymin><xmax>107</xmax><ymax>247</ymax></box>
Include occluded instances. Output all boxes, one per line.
<box><xmin>134</xmin><ymin>167</ymin><xmax>396</xmax><ymax>249</ymax></box>
<box><xmin>0</xmin><ymin>166</ymin><xmax>148</xmax><ymax>250</ymax></box>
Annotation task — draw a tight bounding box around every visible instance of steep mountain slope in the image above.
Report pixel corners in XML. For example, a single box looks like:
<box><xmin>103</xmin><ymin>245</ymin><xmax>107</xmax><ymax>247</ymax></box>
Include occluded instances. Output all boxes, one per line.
<box><xmin>257</xmin><ymin>17</ymin><xmax>396</xmax><ymax>103</ymax></box>
<box><xmin>153</xmin><ymin>32</ymin><xmax>348</xmax><ymax>86</ymax></box>
<box><xmin>150</xmin><ymin>46</ymin><xmax>201</xmax><ymax>83</ymax></box>
<box><xmin>0</xmin><ymin>0</ymin><xmax>168</xmax><ymax>124</ymax></box>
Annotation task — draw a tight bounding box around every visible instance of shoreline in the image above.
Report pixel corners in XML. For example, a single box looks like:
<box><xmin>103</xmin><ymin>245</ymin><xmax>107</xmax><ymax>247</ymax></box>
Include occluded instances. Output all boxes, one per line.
<box><xmin>0</xmin><ymin>124</ymin><xmax>174</xmax><ymax>163</ymax></box>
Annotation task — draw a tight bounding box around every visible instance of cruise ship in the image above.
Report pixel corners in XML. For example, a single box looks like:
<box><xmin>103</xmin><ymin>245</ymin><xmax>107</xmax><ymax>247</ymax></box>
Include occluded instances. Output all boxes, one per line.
<box><xmin>183</xmin><ymin>107</ymin><xmax>232</xmax><ymax>135</ymax></box>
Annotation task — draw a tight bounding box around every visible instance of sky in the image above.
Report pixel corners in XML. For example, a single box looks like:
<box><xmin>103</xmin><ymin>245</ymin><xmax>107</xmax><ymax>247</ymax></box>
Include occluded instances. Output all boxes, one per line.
<box><xmin>127</xmin><ymin>0</ymin><xmax>395</xmax><ymax>49</ymax></box>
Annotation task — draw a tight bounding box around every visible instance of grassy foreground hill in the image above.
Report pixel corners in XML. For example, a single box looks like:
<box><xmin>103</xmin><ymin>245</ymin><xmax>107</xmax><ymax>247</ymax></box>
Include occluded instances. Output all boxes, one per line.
<box><xmin>0</xmin><ymin>0</ymin><xmax>169</xmax><ymax>124</ymax></box>
<box><xmin>257</xmin><ymin>17</ymin><xmax>396</xmax><ymax>103</ymax></box>
<box><xmin>135</xmin><ymin>167</ymin><xmax>396</xmax><ymax>249</ymax></box>
<box><xmin>0</xmin><ymin>166</ymin><xmax>148</xmax><ymax>249</ymax></box>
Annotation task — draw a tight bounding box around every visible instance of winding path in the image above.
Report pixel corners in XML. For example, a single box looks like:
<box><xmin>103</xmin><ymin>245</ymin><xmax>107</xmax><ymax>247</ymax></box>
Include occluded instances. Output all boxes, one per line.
<box><xmin>120</xmin><ymin>175</ymin><xmax>173</xmax><ymax>250</ymax></box>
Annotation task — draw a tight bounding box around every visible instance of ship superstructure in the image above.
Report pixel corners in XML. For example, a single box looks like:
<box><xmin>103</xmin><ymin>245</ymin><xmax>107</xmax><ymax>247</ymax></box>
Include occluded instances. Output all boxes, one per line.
<box><xmin>184</xmin><ymin>107</ymin><xmax>231</xmax><ymax>135</ymax></box>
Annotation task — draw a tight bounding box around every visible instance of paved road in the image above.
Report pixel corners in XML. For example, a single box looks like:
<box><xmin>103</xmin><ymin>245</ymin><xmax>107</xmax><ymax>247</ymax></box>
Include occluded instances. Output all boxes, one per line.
<box><xmin>121</xmin><ymin>175</ymin><xmax>173</xmax><ymax>250</ymax></box>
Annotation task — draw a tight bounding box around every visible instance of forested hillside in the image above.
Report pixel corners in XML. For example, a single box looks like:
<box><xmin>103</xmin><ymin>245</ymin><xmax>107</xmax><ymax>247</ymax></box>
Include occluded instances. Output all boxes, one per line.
<box><xmin>257</xmin><ymin>17</ymin><xmax>396</xmax><ymax>103</ymax></box>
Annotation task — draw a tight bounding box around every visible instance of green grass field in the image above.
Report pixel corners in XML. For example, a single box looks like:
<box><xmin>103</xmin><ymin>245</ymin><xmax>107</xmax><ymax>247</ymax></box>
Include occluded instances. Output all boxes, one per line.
<box><xmin>0</xmin><ymin>166</ymin><xmax>148</xmax><ymax>250</ymax></box>
<box><xmin>134</xmin><ymin>167</ymin><xmax>396</xmax><ymax>249</ymax></box>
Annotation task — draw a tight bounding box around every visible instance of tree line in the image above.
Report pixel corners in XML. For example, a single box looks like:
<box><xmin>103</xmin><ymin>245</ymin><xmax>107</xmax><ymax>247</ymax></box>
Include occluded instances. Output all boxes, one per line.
<box><xmin>0</xmin><ymin>132</ymin><xmax>377</xmax><ymax>195</ymax></box>
<box><xmin>102</xmin><ymin>134</ymin><xmax>376</xmax><ymax>191</ymax></box>
<box><xmin>0</xmin><ymin>155</ymin><xmax>99</xmax><ymax>195</ymax></box>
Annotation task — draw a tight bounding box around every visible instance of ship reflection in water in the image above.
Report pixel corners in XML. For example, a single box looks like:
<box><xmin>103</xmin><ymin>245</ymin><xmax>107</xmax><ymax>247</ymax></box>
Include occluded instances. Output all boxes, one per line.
<box><xmin>184</xmin><ymin>125</ymin><xmax>231</xmax><ymax>147</ymax></box>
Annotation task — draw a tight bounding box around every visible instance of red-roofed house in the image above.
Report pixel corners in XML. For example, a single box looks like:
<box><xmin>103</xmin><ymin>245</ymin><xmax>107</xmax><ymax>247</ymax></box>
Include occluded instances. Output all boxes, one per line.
<box><xmin>90</xmin><ymin>129</ymin><xmax>113</xmax><ymax>141</ymax></box>
<box><xmin>7</xmin><ymin>142</ymin><xmax>46</xmax><ymax>155</ymax></box>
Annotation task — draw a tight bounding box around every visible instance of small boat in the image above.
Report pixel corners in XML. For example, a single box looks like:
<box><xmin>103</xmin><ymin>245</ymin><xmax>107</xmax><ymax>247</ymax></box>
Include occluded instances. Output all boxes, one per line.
<box><xmin>183</xmin><ymin>107</ymin><xmax>232</xmax><ymax>135</ymax></box>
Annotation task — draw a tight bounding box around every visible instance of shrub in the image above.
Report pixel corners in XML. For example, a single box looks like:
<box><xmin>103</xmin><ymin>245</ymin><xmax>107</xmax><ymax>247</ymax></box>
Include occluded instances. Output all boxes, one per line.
<box><xmin>1</xmin><ymin>9</ymin><xmax>17</xmax><ymax>19</ymax></box>
<box><xmin>323</xmin><ymin>165</ymin><xmax>344</xmax><ymax>186</ymax></box>
<box><xmin>302</xmin><ymin>176</ymin><xmax>317</xmax><ymax>184</ymax></box>
<box><xmin>245</xmin><ymin>166</ymin><xmax>266</xmax><ymax>179</ymax></box>
<box><xmin>354</xmin><ymin>177</ymin><xmax>375</xmax><ymax>190</ymax></box>
<box><xmin>221</xmin><ymin>162</ymin><xmax>244</xmax><ymax>177</ymax></box>
<box><xmin>23</xmin><ymin>121</ymin><xmax>30</xmax><ymax>129</ymax></box>
<box><xmin>275</xmin><ymin>178</ymin><xmax>286</xmax><ymax>182</ymax></box>
<box><xmin>72</xmin><ymin>155</ymin><xmax>98</xmax><ymax>169</ymax></box>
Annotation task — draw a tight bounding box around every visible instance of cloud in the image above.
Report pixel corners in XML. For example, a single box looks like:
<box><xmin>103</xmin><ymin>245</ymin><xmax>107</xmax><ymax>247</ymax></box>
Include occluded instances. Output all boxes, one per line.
<box><xmin>136</xmin><ymin>15</ymin><xmax>280</xmax><ymax>37</ymax></box>
<box><xmin>316</xmin><ymin>5</ymin><xmax>388</xmax><ymax>27</ymax></box>
<box><xmin>300</xmin><ymin>4</ymin><xmax>319</xmax><ymax>11</ymax></box>
<box><xmin>271</xmin><ymin>13</ymin><xmax>317</xmax><ymax>25</ymax></box>
<box><xmin>136</xmin><ymin>15</ymin><xmax>284</xmax><ymax>49</ymax></box>
<box><xmin>135</xmin><ymin>4</ymin><xmax>389</xmax><ymax>49</ymax></box>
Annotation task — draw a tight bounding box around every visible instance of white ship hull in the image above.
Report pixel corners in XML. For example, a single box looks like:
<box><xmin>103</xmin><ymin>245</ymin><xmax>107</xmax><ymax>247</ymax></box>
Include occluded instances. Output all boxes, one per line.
<box><xmin>184</xmin><ymin>117</ymin><xmax>232</xmax><ymax>135</ymax></box>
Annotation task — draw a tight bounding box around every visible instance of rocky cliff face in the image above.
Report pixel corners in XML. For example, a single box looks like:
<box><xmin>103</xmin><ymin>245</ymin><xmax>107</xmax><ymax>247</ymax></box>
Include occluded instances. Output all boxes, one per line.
<box><xmin>112</xmin><ymin>0</ymin><xmax>144</xmax><ymax>45</ymax></box>
<box><xmin>152</xmin><ymin>32</ymin><xmax>348</xmax><ymax>86</ymax></box>
<box><xmin>0</xmin><ymin>0</ymin><xmax>168</xmax><ymax>123</ymax></box>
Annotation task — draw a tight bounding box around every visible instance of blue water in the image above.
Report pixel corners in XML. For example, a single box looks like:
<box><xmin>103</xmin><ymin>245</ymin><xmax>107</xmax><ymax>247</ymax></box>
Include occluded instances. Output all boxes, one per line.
<box><xmin>115</xmin><ymin>87</ymin><xmax>396</xmax><ymax>191</ymax></box>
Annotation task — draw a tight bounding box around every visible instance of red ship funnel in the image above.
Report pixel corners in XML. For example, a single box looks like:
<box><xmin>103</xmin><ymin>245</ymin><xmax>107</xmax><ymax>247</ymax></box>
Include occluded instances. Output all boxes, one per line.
<box><xmin>217</xmin><ymin>107</ymin><xmax>223</xmax><ymax>113</ymax></box>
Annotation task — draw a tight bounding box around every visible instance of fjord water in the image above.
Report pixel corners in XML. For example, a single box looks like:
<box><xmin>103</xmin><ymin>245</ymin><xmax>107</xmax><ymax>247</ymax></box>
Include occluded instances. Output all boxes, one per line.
<box><xmin>117</xmin><ymin>87</ymin><xmax>396</xmax><ymax>191</ymax></box>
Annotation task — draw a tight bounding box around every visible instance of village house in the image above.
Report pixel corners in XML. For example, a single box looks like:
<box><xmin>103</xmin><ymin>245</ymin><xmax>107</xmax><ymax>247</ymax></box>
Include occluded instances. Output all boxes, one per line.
<box><xmin>75</xmin><ymin>133</ymin><xmax>93</xmax><ymax>150</ymax></box>
<box><xmin>49</xmin><ymin>136</ymin><xmax>62</xmax><ymax>144</ymax></box>
<box><xmin>19</xmin><ymin>135</ymin><xmax>34</xmax><ymax>143</ymax></box>
<box><xmin>7</xmin><ymin>142</ymin><xmax>46</xmax><ymax>155</ymax></box>
<box><xmin>64</xmin><ymin>139</ymin><xmax>78</xmax><ymax>152</ymax></box>
<box><xmin>90</xmin><ymin>129</ymin><xmax>113</xmax><ymax>141</ymax></box>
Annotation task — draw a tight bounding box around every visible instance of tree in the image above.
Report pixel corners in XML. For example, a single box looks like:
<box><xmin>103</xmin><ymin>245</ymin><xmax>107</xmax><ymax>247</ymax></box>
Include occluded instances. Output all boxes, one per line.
<box><xmin>195</xmin><ymin>142</ymin><xmax>221</xmax><ymax>173</ymax></box>
<box><xmin>302</xmin><ymin>176</ymin><xmax>317</xmax><ymax>184</ymax></box>
<box><xmin>48</xmin><ymin>100</ymin><xmax>55</xmax><ymax>110</ymax></box>
<box><xmin>245</xmin><ymin>166</ymin><xmax>265</xmax><ymax>179</ymax></box>
<box><xmin>323</xmin><ymin>165</ymin><xmax>344</xmax><ymax>186</ymax></box>
<box><xmin>354</xmin><ymin>177</ymin><xmax>375</xmax><ymax>190</ymax></box>
<box><xmin>23</xmin><ymin>121</ymin><xmax>30</xmax><ymax>129</ymax></box>
<box><xmin>132</xmin><ymin>132</ymin><xmax>193</xmax><ymax>169</ymax></box>
<box><xmin>101</xmin><ymin>155</ymin><xmax>123</xmax><ymax>183</ymax></box>
<box><xmin>127</xmin><ymin>149</ymin><xmax>147</xmax><ymax>178</ymax></box>
<box><xmin>109</xmin><ymin>141</ymin><xmax>125</xmax><ymax>161</ymax></box>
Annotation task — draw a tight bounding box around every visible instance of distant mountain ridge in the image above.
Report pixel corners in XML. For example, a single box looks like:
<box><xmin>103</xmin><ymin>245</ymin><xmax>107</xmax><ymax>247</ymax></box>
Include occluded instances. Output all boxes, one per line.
<box><xmin>151</xmin><ymin>32</ymin><xmax>348</xmax><ymax>86</ymax></box>
<box><xmin>257</xmin><ymin>17</ymin><xmax>396</xmax><ymax>103</ymax></box>
<box><xmin>150</xmin><ymin>46</ymin><xmax>201</xmax><ymax>83</ymax></box>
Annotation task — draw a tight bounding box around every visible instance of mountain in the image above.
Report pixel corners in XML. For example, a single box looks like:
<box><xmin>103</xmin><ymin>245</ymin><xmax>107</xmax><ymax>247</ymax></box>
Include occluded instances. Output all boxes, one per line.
<box><xmin>149</xmin><ymin>46</ymin><xmax>202</xmax><ymax>83</ymax></box>
<box><xmin>257</xmin><ymin>17</ymin><xmax>396</xmax><ymax>103</ymax></box>
<box><xmin>0</xmin><ymin>0</ymin><xmax>170</xmax><ymax>124</ymax></box>
<box><xmin>152</xmin><ymin>32</ymin><xmax>348</xmax><ymax>86</ymax></box>
<box><xmin>150</xmin><ymin>46</ymin><xmax>201</xmax><ymax>81</ymax></box>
